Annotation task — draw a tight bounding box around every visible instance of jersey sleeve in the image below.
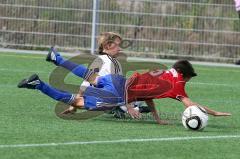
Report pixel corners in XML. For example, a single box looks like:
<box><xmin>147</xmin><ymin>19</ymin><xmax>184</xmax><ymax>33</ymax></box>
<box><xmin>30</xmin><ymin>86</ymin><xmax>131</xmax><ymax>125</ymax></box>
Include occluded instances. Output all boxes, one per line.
<box><xmin>173</xmin><ymin>81</ymin><xmax>188</xmax><ymax>100</ymax></box>
<box><xmin>79</xmin><ymin>57</ymin><xmax>103</xmax><ymax>91</ymax></box>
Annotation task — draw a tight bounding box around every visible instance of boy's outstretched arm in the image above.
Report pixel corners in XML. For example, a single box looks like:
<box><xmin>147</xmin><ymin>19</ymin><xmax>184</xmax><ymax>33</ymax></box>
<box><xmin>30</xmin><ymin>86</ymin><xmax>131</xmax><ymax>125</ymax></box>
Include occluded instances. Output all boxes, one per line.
<box><xmin>180</xmin><ymin>97</ymin><xmax>231</xmax><ymax>116</ymax></box>
<box><xmin>145</xmin><ymin>99</ymin><xmax>168</xmax><ymax>124</ymax></box>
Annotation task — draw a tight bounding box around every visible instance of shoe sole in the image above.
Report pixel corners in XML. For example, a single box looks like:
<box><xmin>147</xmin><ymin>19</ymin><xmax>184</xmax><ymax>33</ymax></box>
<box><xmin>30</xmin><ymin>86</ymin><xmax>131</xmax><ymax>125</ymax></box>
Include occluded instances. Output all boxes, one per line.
<box><xmin>17</xmin><ymin>74</ymin><xmax>39</xmax><ymax>88</ymax></box>
<box><xmin>28</xmin><ymin>74</ymin><xmax>39</xmax><ymax>82</ymax></box>
<box><xmin>17</xmin><ymin>79</ymin><xmax>28</xmax><ymax>88</ymax></box>
<box><xmin>46</xmin><ymin>51</ymin><xmax>55</xmax><ymax>63</ymax></box>
<box><xmin>46</xmin><ymin>52</ymin><xmax>52</xmax><ymax>62</ymax></box>
<box><xmin>46</xmin><ymin>49</ymin><xmax>58</xmax><ymax>64</ymax></box>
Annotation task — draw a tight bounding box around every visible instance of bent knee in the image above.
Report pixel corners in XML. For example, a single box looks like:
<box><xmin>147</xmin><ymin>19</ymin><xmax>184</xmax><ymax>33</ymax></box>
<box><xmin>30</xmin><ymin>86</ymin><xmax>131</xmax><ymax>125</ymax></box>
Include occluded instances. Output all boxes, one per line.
<box><xmin>72</xmin><ymin>94</ymin><xmax>84</xmax><ymax>108</ymax></box>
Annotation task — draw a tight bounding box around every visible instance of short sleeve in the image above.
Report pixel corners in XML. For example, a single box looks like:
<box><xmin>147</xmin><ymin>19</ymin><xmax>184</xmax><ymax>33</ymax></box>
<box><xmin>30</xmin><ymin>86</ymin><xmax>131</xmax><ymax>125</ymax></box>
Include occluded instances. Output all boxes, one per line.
<box><xmin>173</xmin><ymin>81</ymin><xmax>188</xmax><ymax>100</ymax></box>
<box><xmin>79</xmin><ymin>57</ymin><xmax>103</xmax><ymax>91</ymax></box>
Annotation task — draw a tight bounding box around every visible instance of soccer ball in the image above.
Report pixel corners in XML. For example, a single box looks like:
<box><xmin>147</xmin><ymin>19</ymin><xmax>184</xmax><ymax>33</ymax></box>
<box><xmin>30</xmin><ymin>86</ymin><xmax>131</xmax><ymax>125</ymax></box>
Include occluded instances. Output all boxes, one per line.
<box><xmin>182</xmin><ymin>105</ymin><xmax>208</xmax><ymax>130</ymax></box>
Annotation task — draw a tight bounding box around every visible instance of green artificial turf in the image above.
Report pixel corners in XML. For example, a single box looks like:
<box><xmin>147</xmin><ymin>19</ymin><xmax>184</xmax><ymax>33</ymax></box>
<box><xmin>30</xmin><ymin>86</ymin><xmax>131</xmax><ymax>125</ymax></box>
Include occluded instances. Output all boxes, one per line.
<box><xmin>0</xmin><ymin>52</ymin><xmax>239</xmax><ymax>159</ymax></box>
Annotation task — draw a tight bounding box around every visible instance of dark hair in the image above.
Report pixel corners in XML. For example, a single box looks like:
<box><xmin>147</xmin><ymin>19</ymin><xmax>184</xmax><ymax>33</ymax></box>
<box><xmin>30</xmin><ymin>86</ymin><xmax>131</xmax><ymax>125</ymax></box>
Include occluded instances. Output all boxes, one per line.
<box><xmin>172</xmin><ymin>60</ymin><xmax>197</xmax><ymax>78</ymax></box>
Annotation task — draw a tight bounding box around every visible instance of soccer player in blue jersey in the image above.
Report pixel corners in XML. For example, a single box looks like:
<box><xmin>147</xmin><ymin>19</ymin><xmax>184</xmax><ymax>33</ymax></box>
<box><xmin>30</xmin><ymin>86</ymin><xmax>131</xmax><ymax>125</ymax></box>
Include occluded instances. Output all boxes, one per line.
<box><xmin>18</xmin><ymin>49</ymin><xmax>141</xmax><ymax>118</ymax></box>
<box><xmin>65</xmin><ymin>32</ymin><xmax>149</xmax><ymax>116</ymax></box>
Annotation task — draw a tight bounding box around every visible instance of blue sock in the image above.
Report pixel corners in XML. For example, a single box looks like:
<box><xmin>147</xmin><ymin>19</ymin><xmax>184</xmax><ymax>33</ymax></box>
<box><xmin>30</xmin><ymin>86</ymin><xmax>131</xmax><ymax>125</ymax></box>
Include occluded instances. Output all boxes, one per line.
<box><xmin>56</xmin><ymin>55</ymin><xmax>92</xmax><ymax>80</ymax></box>
<box><xmin>36</xmin><ymin>81</ymin><xmax>75</xmax><ymax>104</ymax></box>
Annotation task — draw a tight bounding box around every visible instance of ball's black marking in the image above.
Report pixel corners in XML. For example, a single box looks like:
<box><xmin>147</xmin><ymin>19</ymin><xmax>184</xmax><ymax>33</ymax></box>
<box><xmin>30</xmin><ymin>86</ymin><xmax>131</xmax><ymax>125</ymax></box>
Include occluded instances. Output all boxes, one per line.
<box><xmin>196</xmin><ymin>106</ymin><xmax>207</xmax><ymax>114</ymax></box>
<box><xmin>186</xmin><ymin>116</ymin><xmax>202</xmax><ymax>130</ymax></box>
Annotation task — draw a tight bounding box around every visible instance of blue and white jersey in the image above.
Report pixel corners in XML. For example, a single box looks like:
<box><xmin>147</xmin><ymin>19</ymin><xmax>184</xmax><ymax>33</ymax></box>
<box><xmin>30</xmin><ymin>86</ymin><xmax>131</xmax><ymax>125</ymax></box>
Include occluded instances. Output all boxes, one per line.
<box><xmin>80</xmin><ymin>54</ymin><xmax>122</xmax><ymax>92</ymax></box>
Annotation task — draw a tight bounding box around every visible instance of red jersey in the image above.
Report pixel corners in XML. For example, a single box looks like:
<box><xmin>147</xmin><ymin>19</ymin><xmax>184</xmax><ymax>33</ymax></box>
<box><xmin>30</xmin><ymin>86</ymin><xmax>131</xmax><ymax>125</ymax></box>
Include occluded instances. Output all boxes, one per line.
<box><xmin>126</xmin><ymin>68</ymin><xmax>188</xmax><ymax>103</ymax></box>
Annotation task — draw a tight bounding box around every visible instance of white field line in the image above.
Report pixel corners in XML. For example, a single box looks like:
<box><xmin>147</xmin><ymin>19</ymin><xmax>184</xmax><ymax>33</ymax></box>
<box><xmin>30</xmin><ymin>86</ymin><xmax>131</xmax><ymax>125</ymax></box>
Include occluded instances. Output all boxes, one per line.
<box><xmin>0</xmin><ymin>51</ymin><xmax>239</xmax><ymax>88</ymax></box>
<box><xmin>0</xmin><ymin>48</ymin><xmax>77</xmax><ymax>57</ymax></box>
<box><xmin>0</xmin><ymin>135</ymin><xmax>240</xmax><ymax>148</ymax></box>
<box><xmin>1</xmin><ymin>48</ymin><xmax>240</xmax><ymax>68</ymax></box>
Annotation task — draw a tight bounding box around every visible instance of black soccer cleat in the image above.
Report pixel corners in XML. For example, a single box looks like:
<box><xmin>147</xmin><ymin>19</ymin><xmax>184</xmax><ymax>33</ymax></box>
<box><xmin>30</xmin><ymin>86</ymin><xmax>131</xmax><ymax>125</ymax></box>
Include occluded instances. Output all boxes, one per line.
<box><xmin>138</xmin><ymin>106</ymin><xmax>151</xmax><ymax>113</ymax></box>
<box><xmin>46</xmin><ymin>47</ymin><xmax>59</xmax><ymax>65</ymax></box>
<box><xmin>112</xmin><ymin>106</ymin><xmax>126</xmax><ymax>119</ymax></box>
<box><xmin>17</xmin><ymin>74</ymin><xmax>41</xmax><ymax>89</ymax></box>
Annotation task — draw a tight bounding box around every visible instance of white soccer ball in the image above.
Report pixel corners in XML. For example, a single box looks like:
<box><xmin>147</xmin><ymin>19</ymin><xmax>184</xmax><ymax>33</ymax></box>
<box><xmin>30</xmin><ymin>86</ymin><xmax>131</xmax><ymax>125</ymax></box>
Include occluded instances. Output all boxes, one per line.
<box><xmin>182</xmin><ymin>105</ymin><xmax>208</xmax><ymax>130</ymax></box>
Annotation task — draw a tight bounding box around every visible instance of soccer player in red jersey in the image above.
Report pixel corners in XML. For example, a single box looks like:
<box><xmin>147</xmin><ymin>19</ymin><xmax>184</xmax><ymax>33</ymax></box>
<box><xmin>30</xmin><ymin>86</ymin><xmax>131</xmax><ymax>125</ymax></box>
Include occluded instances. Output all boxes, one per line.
<box><xmin>126</xmin><ymin>60</ymin><xmax>231</xmax><ymax>124</ymax></box>
<box><xmin>18</xmin><ymin>58</ymin><xmax>231</xmax><ymax>124</ymax></box>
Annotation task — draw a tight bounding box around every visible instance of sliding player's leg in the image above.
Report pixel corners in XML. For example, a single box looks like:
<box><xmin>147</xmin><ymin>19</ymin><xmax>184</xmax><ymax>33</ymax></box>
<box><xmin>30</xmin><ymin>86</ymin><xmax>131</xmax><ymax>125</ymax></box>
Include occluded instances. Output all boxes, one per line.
<box><xmin>46</xmin><ymin>47</ymin><xmax>95</xmax><ymax>82</ymax></box>
<box><xmin>17</xmin><ymin>74</ymin><xmax>125</xmax><ymax>111</ymax></box>
<box><xmin>61</xmin><ymin>73</ymin><xmax>127</xmax><ymax>114</ymax></box>
<box><xmin>18</xmin><ymin>74</ymin><xmax>84</xmax><ymax>108</ymax></box>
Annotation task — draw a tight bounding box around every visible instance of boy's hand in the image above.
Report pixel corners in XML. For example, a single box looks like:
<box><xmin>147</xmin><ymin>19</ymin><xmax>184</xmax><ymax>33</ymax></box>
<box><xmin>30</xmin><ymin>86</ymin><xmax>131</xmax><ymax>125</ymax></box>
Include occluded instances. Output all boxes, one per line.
<box><xmin>127</xmin><ymin>107</ymin><xmax>141</xmax><ymax>119</ymax></box>
<box><xmin>156</xmin><ymin>119</ymin><xmax>169</xmax><ymax>125</ymax></box>
<box><xmin>60</xmin><ymin>106</ymin><xmax>77</xmax><ymax>115</ymax></box>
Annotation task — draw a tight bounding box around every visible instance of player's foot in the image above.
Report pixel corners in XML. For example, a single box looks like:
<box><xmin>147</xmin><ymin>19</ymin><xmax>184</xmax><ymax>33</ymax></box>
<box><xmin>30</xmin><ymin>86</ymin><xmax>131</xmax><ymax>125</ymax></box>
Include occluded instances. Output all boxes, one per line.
<box><xmin>60</xmin><ymin>106</ymin><xmax>77</xmax><ymax>115</ymax></box>
<box><xmin>138</xmin><ymin>106</ymin><xmax>151</xmax><ymax>113</ymax></box>
<box><xmin>17</xmin><ymin>74</ymin><xmax>41</xmax><ymax>89</ymax></box>
<box><xmin>157</xmin><ymin>120</ymin><xmax>169</xmax><ymax>125</ymax></box>
<box><xmin>46</xmin><ymin>47</ymin><xmax>60</xmax><ymax>65</ymax></box>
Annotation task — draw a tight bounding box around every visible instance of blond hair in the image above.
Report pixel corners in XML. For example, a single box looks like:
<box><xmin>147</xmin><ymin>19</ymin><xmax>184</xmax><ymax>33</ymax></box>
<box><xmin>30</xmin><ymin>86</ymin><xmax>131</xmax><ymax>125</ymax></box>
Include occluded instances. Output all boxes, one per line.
<box><xmin>97</xmin><ymin>32</ymin><xmax>122</xmax><ymax>54</ymax></box>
